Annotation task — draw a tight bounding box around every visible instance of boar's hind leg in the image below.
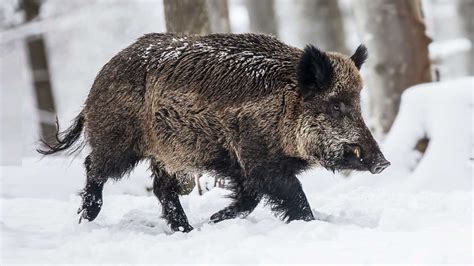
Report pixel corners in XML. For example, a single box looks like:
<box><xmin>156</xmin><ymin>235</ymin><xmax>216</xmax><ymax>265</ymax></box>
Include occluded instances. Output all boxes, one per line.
<box><xmin>78</xmin><ymin>146</ymin><xmax>141</xmax><ymax>223</ymax></box>
<box><xmin>150</xmin><ymin>160</ymin><xmax>193</xmax><ymax>233</ymax></box>
<box><xmin>78</xmin><ymin>155</ymin><xmax>104</xmax><ymax>223</ymax></box>
<box><xmin>209</xmin><ymin>180</ymin><xmax>262</xmax><ymax>223</ymax></box>
<box><xmin>264</xmin><ymin>177</ymin><xmax>315</xmax><ymax>222</ymax></box>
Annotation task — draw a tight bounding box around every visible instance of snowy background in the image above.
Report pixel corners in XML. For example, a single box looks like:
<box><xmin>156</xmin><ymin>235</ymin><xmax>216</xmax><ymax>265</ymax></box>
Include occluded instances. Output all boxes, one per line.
<box><xmin>0</xmin><ymin>0</ymin><xmax>472</xmax><ymax>264</ymax></box>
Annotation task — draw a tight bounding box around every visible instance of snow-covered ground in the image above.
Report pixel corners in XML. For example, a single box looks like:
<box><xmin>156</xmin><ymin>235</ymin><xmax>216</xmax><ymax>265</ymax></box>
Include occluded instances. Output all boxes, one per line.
<box><xmin>1</xmin><ymin>176</ymin><xmax>471</xmax><ymax>264</ymax></box>
<box><xmin>1</xmin><ymin>78</ymin><xmax>472</xmax><ymax>264</ymax></box>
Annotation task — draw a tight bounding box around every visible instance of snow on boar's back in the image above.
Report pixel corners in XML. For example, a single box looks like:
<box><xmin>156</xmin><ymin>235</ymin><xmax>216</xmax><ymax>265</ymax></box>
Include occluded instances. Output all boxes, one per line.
<box><xmin>38</xmin><ymin>33</ymin><xmax>389</xmax><ymax>232</ymax></box>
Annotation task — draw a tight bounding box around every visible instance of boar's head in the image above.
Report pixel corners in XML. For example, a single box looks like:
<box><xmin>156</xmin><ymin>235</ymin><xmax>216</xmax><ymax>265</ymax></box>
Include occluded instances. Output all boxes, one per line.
<box><xmin>295</xmin><ymin>44</ymin><xmax>390</xmax><ymax>174</ymax></box>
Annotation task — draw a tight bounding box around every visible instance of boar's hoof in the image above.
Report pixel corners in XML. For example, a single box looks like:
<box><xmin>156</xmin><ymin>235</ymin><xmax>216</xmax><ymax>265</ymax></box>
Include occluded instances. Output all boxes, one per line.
<box><xmin>77</xmin><ymin>197</ymin><xmax>103</xmax><ymax>223</ymax></box>
<box><xmin>77</xmin><ymin>209</ymin><xmax>95</xmax><ymax>224</ymax></box>
<box><xmin>77</xmin><ymin>206</ymin><xmax>101</xmax><ymax>223</ymax></box>
<box><xmin>170</xmin><ymin>223</ymin><xmax>194</xmax><ymax>233</ymax></box>
<box><xmin>209</xmin><ymin>211</ymin><xmax>232</xmax><ymax>224</ymax></box>
<box><xmin>209</xmin><ymin>207</ymin><xmax>249</xmax><ymax>224</ymax></box>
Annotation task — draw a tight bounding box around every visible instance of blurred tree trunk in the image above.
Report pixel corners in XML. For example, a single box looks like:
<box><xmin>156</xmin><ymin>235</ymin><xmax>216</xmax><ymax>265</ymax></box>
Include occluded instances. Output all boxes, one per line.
<box><xmin>458</xmin><ymin>0</ymin><xmax>474</xmax><ymax>75</ymax></box>
<box><xmin>353</xmin><ymin>0</ymin><xmax>432</xmax><ymax>137</ymax></box>
<box><xmin>292</xmin><ymin>0</ymin><xmax>347</xmax><ymax>53</ymax></box>
<box><xmin>163</xmin><ymin>0</ymin><xmax>231</xmax><ymax>34</ymax></box>
<box><xmin>207</xmin><ymin>0</ymin><xmax>231</xmax><ymax>33</ymax></box>
<box><xmin>164</xmin><ymin>0</ymin><xmax>211</xmax><ymax>34</ymax></box>
<box><xmin>22</xmin><ymin>0</ymin><xmax>57</xmax><ymax>145</ymax></box>
<box><xmin>244</xmin><ymin>0</ymin><xmax>278</xmax><ymax>36</ymax></box>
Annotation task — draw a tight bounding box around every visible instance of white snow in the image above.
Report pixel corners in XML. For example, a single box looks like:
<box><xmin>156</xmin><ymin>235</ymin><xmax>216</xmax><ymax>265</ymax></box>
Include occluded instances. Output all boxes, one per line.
<box><xmin>429</xmin><ymin>38</ymin><xmax>472</xmax><ymax>62</ymax></box>
<box><xmin>1</xmin><ymin>78</ymin><xmax>472</xmax><ymax>264</ymax></box>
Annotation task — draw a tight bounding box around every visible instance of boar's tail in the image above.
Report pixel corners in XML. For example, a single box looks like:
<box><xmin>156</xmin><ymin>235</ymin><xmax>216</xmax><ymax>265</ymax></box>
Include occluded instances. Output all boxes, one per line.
<box><xmin>36</xmin><ymin>112</ymin><xmax>85</xmax><ymax>155</ymax></box>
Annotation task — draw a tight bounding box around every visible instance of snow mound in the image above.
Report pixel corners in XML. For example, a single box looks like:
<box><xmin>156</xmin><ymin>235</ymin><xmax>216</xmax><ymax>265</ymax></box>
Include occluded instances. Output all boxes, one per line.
<box><xmin>384</xmin><ymin>77</ymin><xmax>473</xmax><ymax>192</ymax></box>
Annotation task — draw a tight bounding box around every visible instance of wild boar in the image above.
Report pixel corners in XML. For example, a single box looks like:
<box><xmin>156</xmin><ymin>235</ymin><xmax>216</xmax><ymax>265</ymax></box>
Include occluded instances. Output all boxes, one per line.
<box><xmin>38</xmin><ymin>33</ymin><xmax>390</xmax><ymax>232</ymax></box>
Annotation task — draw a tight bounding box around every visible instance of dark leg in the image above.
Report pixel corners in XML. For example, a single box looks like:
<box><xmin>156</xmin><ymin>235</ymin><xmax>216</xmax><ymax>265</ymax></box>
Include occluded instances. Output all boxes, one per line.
<box><xmin>151</xmin><ymin>160</ymin><xmax>193</xmax><ymax>232</ymax></box>
<box><xmin>210</xmin><ymin>180</ymin><xmax>262</xmax><ymax>223</ymax></box>
<box><xmin>78</xmin><ymin>155</ymin><xmax>105</xmax><ymax>223</ymax></box>
<box><xmin>264</xmin><ymin>176</ymin><xmax>314</xmax><ymax>222</ymax></box>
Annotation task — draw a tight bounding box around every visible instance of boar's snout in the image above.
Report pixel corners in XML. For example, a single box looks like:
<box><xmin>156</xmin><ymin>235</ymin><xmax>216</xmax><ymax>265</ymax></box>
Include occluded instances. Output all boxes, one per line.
<box><xmin>369</xmin><ymin>154</ymin><xmax>390</xmax><ymax>174</ymax></box>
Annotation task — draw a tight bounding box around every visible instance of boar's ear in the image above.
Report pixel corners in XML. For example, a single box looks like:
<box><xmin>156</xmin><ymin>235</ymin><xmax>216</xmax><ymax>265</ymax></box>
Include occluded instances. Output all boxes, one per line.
<box><xmin>297</xmin><ymin>45</ymin><xmax>333</xmax><ymax>98</ymax></box>
<box><xmin>351</xmin><ymin>44</ymin><xmax>368</xmax><ymax>70</ymax></box>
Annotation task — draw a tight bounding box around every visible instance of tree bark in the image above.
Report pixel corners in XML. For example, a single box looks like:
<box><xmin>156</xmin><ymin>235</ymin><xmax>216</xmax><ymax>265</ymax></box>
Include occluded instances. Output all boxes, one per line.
<box><xmin>290</xmin><ymin>0</ymin><xmax>347</xmax><ymax>53</ymax></box>
<box><xmin>244</xmin><ymin>0</ymin><xmax>278</xmax><ymax>36</ymax></box>
<box><xmin>207</xmin><ymin>0</ymin><xmax>231</xmax><ymax>33</ymax></box>
<box><xmin>458</xmin><ymin>0</ymin><xmax>474</xmax><ymax>75</ymax></box>
<box><xmin>353</xmin><ymin>0</ymin><xmax>432</xmax><ymax>137</ymax></box>
<box><xmin>163</xmin><ymin>0</ymin><xmax>211</xmax><ymax>34</ymax></box>
<box><xmin>22</xmin><ymin>0</ymin><xmax>57</xmax><ymax>145</ymax></box>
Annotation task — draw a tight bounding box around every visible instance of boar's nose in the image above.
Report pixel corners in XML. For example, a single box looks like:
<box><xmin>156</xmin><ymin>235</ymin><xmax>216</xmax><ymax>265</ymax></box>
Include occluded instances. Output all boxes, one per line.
<box><xmin>369</xmin><ymin>158</ymin><xmax>391</xmax><ymax>174</ymax></box>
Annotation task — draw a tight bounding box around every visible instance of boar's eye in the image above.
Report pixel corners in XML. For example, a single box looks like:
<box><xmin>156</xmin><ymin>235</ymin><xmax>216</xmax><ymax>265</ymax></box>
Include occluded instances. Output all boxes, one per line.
<box><xmin>330</xmin><ymin>102</ymin><xmax>347</xmax><ymax>117</ymax></box>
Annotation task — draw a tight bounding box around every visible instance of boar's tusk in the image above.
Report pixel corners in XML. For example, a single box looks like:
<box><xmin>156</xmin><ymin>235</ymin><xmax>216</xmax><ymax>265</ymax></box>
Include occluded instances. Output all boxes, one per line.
<box><xmin>353</xmin><ymin>146</ymin><xmax>361</xmax><ymax>158</ymax></box>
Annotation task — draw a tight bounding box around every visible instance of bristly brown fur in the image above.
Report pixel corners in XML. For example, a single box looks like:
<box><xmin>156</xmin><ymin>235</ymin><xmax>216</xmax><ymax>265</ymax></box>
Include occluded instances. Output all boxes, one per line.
<box><xmin>38</xmin><ymin>33</ymin><xmax>388</xmax><ymax>232</ymax></box>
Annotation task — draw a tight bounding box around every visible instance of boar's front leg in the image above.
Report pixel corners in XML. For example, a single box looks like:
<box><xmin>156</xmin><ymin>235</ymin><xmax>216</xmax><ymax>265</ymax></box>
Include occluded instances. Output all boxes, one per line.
<box><xmin>209</xmin><ymin>185</ymin><xmax>262</xmax><ymax>223</ymax></box>
<box><xmin>264</xmin><ymin>176</ymin><xmax>315</xmax><ymax>222</ymax></box>
<box><xmin>150</xmin><ymin>160</ymin><xmax>193</xmax><ymax>233</ymax></box>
